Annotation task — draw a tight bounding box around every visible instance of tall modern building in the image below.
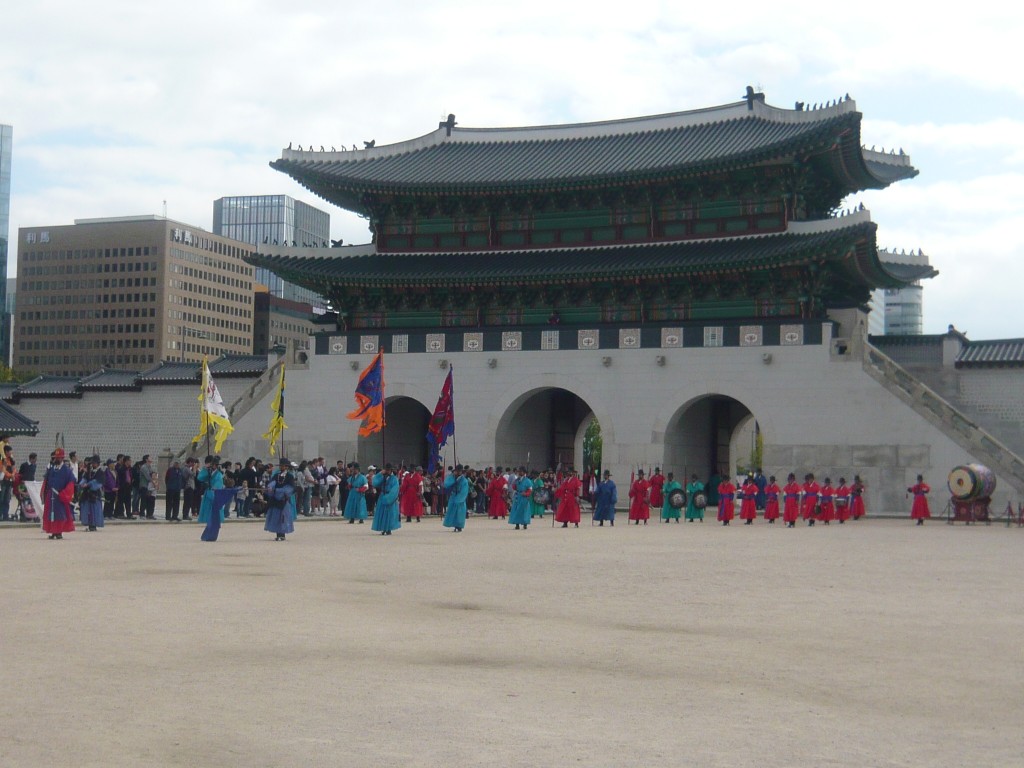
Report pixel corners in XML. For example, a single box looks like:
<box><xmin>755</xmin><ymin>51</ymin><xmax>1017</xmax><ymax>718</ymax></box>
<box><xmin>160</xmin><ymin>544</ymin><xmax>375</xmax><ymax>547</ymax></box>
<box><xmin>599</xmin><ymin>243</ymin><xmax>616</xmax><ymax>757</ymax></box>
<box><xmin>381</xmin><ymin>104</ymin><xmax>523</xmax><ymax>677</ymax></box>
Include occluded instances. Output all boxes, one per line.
<box><xmin>1</xmin><ymin>125</ymin><xmax>13</xmax><ymax>360</ymax></box>
<box><xmin>868</xmin><ymin>249</ymin><xmax>930</xmax><ymax>335</ymax></box>
<box><xmin>212</xmin><ymin>195</ymin><xmax>328</xmax><ymax>306</ymax></box>
<box><xmin>0</xmin><ymin>124</ymin><xmax>11</xmax><ymax>312</ymax></box>
<box><xmin>14</xmin><ymin>216</ymin><xmax>254</xmax><ymax>375</ymax></box>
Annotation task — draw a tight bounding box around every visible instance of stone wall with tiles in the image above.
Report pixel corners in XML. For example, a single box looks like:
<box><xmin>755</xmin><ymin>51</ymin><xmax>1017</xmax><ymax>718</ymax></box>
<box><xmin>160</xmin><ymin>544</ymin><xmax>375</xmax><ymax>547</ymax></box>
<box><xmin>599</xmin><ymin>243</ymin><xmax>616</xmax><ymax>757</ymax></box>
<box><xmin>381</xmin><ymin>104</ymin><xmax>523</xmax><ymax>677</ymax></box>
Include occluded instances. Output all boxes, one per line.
<box><xmin>7</xmin><ymin>319</ymin><xmax>1021</xmax><ymax>511</ymax></box>
<box><xmin>218</xmin><ymin>320</ymin><xmax>1022</xmax><ymax>511</ymax></box>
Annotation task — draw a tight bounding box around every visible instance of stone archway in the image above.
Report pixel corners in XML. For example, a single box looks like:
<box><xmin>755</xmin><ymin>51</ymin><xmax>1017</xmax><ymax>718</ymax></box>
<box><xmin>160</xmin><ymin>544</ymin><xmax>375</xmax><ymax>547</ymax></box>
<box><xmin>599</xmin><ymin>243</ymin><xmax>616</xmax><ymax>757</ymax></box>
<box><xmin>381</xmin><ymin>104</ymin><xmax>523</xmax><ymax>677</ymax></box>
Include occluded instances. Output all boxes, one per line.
<box><xmin>663</xmin><ymin>394</ymin><xmax>759</xmax><ymax>483</ymax></box>
<box><xmin>357</xmin><ymin>395</ymin><xmax>431</xmax><ymax>469</ymax></box>
<box><xmin>494</xmin><ymin>387</ymin><xmax>599</xmax><ymax>472</ymax></box>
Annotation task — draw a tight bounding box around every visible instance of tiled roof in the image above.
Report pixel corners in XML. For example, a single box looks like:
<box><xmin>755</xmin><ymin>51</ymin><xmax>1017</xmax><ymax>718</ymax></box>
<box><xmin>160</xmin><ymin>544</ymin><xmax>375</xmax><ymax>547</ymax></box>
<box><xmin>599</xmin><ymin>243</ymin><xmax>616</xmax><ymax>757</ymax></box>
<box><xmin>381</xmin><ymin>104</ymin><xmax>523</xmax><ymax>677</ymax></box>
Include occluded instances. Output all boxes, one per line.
<box><xmin>138</xmin><ymin>361</ymin><xmax>201</xmax><ymax>383</ymax></box>
<box><xmin>956</xmin><ymin>339</ymin><xmax>1024</xmax><ymax>368</ymax></box>
<box><xmin>208</xmin><ymin>355</ymin><xmax>268</xmax><ymax>376</ymax></box>
<box><xmin>250</xmin><ymin>215</ymin><xmax>926</xmax><ymax>292</ymax></box>
<box><xmin>78</xmin><ymin>368</ymin><xmax>142</xmax><ymax>390</ymax></box>
<box><xmin>0</xmin><ymin>382</ymin><xmax>20</xmax><ymax>402</ymax></box>
<box><xmin>15</xmin><ymin>376</ymin><xmax>83</xmax><ymax>397</ymax></box>
<box><xmin>273</xmin><ymin>97</ymin><xmax>917</xmax><ymax>214</ymax></box>
<box><xmin>879</xmin><ymin>262</ymin><xmax>938</xmax><ymax>282</ymax></box>
<box><xmin>0</xmin><ymin>400</ymin><xmax>39</xmax><ymax>437</ymax></box>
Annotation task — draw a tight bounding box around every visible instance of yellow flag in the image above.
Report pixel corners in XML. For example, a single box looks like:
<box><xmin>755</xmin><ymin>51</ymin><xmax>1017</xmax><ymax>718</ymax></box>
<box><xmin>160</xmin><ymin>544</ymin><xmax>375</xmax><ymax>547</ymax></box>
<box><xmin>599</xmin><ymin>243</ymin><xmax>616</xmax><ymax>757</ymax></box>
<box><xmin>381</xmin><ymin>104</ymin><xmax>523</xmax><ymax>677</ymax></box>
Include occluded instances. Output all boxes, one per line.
<box><xmin>262</xmin><ymin>364</ymin><xmax>287</xmax><ymax>456</ymax></box>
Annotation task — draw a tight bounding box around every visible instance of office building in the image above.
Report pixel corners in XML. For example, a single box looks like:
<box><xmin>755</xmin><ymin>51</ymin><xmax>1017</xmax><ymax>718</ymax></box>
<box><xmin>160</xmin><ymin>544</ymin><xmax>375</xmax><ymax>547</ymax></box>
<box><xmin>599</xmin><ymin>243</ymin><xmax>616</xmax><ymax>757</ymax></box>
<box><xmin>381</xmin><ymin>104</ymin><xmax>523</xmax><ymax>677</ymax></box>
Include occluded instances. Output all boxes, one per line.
<box><xmin>252</xmin><ymin>290</ymin><xmax>317</xmax><ymax>356</ymax></box>
<box><xmin>14</xmin><ymin>216</ymin><xmax>254</xmax><ymax>375</ymax></box>
<box><xmin>212</xmin><ymin>195</ymin><xmax>328</xmax><ymax>306</ymax></box>
<box><xmin>869</xmin><ymin>249</ymin><xmax>929</xmax><ymax>335</ymax></box>
<box><xmin>1</xmin><ymin>125</ymin><xmax>12</xmax><ymax>360</ymax></box>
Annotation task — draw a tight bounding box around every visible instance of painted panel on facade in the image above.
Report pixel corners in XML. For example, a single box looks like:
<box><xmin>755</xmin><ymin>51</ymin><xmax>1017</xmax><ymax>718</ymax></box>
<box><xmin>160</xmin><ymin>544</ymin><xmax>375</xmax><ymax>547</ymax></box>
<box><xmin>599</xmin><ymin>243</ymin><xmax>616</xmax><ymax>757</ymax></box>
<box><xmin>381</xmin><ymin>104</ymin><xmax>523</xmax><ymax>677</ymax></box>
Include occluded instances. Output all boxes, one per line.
<box><xmin>464</xmin><ymin>332</ymin><xmax>483</xmax><ymax>352</ymax></box>
<box><xmin>578</xmin><ymin>330</ymin><xmax>599</xmax><ymax>350</ymax></box>
<box><xmin>329</xmin><ymin>336</ymin><xmax>347</xmax><ymax>355</ymax></box>
<box><xmin>541</xmin><ymin>330</ymin><xmax>559</xmax><ymax>350</ymax></box>
<box><xmin>661</xmin><ymin>328</ymin><xmax>683</xmax><ymax>348</ymax></box>
<box><xmin>619</xmin><ymin>328</ymin><xmax>641</xmax><ymax>349</ymax></box>
<box><xmin>425</xmin><ymin>333</ymin><xmax>445</xmax><ymax>353</ymax></box>
<box><xmin>359</xmin><ymin>335</ymin><xmax>379</xmax><ymax>354</ymax></box>
<box><xmin>740</xmin><ymin>325</ymin><xmax>763</xmax><ymax>346</ymax></box>
<box><xmin>781</xmin><ymin>324</ymin><xmax>804</xmax><ymax>345</ymax></box>
<box><xmin>391</xmin><ymin>334</ymin><xmax>409</xmax><ymax>353</ymax></box>
<box><xmin>502</xmin><ymin>331</ymin><xmax>522</xmax><ymax>351</ymax></box>
<box><xmin>704</xmin><ymin>326</ymin><xmax>724</xmax><ymax>347</ymax></box>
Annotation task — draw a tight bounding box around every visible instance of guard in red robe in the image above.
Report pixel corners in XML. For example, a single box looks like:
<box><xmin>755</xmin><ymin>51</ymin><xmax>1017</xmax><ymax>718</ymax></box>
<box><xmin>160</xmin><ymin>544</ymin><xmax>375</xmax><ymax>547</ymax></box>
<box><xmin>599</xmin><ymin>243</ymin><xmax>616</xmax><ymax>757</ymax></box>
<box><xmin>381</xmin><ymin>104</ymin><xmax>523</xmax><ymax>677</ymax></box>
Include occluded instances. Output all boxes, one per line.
<box><xmin>908</xmin><ymin>475</ymin><xmax>930</xmax><ymax>524</ymax></box>
<box><xmin>42</xmin><ymin>448</ymin><xmax>76</xmax><ymax>539</ymax></box>
<box><xmin>628</xmin><ymin>470</ymin><xmax>650</xmax><ymax>524</ymax></box>
<box><xmin>648</xmin><ymin>468</ymin><xmax>665</xmax><ymax>511</ymax></box>
<box><xmin>801</xmin><ymin>473</ymin><xmax>820</xmax><ymax>526</ymax></box>
<box><xmin>399</xmin><ymin>467</ymin><xmax>424</xmax><ymax>522</ymax></box>
<box><xmin>763</xmin><ymin>476</ymin><xmax>781</xmax><ymax>523</ymax></box>
<box><xmin>485</xmin><ymin>473</ymin><xmax>508</xmax><ymax>518</ymax></box>
<box><xmin>819</xmin><ymin>478</ymin><xmax>835</xmax><ymax>524</ymax></box>
<box><xmin>850</xmin><ymin>475</ymin><xmax>866</xmax><ymax>519</ymax></box>
<box><xmin>554</xmin><ymin>471</ymin><xmax>582</xmax><ymax>527</ymax></box>
<box><xmin>782</xmin><ymin>473</ymin><xmax>801</xmax><ymax>527</ymax></box>
<box><xmin>717</xmin><ymin>478</ymin><xmax>736</xmax><ymax>525</ymax></box>
<box><xmin>739</xmin><ymin>477</ymin><xmax>757</xmax><ymax>524</ymax></box>
<box><xmin>835</xmin><ymin>479</ymin><xmax>851</xmax><ymax>523</ymax></box>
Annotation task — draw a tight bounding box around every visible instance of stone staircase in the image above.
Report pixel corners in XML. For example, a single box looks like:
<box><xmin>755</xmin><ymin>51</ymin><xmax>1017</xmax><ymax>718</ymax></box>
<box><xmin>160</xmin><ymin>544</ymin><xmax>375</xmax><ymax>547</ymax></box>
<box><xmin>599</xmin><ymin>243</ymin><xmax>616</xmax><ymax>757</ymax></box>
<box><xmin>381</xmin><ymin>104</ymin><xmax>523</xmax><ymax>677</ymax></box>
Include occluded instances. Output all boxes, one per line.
<box><xmin>175</xmin><ymin>357</ymin><xmax>286</xmax><ymax>461</ymax></box>
<box><xmin>862</xmin><ymin>341</ymin><xmax>1024</xmax><ymax>494</ymax></box>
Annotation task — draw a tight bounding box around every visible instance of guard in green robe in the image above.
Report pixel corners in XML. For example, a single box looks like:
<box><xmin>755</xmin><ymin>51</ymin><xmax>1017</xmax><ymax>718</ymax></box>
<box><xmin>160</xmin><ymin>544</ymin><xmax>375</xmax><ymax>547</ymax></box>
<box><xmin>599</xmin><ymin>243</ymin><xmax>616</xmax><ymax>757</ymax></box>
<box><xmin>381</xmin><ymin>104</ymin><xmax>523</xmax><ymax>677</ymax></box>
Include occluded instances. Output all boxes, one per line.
<box><xmin>529</xmin><ymin>471</ymin><xmax>546</xmax><ymax>518</ymax></box>
<box><xmin>661</xmin><ymin>472</ymin><xmax>682</xmax><ymax>522</ymax></box>
<box><xmin>685</xmin><ymin>475</ymin><xmax>705</xmax><ymax>521</ymax></box>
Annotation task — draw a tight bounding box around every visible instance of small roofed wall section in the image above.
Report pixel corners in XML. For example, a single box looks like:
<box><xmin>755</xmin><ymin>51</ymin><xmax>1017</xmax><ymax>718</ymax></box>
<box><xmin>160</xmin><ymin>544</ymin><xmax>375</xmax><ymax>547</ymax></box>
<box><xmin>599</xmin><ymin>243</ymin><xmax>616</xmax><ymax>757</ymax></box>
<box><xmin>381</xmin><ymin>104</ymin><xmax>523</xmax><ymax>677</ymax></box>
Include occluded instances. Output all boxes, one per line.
<box><xmin>6</xmin><ymin>376</ymin><xmax>257</xmax><ymax>462</ymax></box>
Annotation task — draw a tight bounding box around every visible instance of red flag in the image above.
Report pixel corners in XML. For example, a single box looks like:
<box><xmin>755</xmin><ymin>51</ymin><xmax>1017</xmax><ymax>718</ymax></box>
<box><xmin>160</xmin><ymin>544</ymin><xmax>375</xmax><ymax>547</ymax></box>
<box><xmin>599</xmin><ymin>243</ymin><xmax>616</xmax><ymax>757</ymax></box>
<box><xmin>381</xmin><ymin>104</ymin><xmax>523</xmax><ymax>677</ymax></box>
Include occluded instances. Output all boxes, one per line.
<box><xmin>426</xmin><ymin>366</ymin><xmax>455</xmax><ymax>473</ymax></box>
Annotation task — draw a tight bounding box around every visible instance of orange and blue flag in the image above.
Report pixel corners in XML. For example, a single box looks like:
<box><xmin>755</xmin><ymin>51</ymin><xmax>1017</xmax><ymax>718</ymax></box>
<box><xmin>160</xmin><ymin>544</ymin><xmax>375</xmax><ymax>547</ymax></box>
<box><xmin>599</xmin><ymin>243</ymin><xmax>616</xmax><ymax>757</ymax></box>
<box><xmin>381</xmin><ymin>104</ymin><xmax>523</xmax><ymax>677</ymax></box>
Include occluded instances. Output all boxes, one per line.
<box><xmin>426</xmin><ymin>365</ymin><xmax>455</xmax><ymax>473</ymax></box>
<box><xmin>348</xmin><ymin>351</ymin><xmax>386</xmax><ymax>437</ymax></box>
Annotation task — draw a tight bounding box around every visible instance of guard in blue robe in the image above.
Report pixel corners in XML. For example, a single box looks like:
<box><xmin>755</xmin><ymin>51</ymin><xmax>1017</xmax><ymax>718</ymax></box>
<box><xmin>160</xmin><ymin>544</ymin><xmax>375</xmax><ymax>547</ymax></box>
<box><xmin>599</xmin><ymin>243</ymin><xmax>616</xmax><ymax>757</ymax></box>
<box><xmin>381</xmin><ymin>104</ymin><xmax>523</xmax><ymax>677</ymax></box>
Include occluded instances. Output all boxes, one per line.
<box><xmin>593</xmin><ymin>470</ymin><xmax>618</xmax><ymax>526</ymax></box>
<box><xmin>198</xmin><ymin>456</ymin><xmax>230</xmax><ymax>542</ymax></box>
<box><xmin>371</xmin><ymin>464</ymin><xmax>401</xmax><ymax>535</ymax></box>
<box><xmin>344</xmin><ymin>463</ymin><xmax>369</xmax><ymax>523</ymax></box>
<box><xmin>508</xmin><ymin>467</ymin><xmax>533</xmax><ymax>530</ymax></box>
<box><xmin>754</xmin><ymin>469</ymin><xmax>768</xmax><ymax>510</ymax></box>
<box><xmin>442</xmin><ymin>466</ymin><xmax>469</xmax><ymax>532</ymax></box>
<box><xmin>264</xmin><ymin>459</ymin><xmax>296</xmax><ymax>540</ymax></box>
<box><xmin>78</xmin><ymin>455</ymin><xmax>105</xmax><ymax>531</ymax></box>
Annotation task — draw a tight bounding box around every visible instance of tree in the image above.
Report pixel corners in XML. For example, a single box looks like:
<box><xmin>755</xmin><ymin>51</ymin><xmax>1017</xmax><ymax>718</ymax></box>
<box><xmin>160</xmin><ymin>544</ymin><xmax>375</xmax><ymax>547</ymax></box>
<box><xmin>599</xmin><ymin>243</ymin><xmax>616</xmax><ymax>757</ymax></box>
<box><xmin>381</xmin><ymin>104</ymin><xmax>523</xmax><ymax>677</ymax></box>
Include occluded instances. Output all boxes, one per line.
<box><xmin>583</xmin><ymin>418</ymin><xmax>602</xmax><ymax>473</ymax></box>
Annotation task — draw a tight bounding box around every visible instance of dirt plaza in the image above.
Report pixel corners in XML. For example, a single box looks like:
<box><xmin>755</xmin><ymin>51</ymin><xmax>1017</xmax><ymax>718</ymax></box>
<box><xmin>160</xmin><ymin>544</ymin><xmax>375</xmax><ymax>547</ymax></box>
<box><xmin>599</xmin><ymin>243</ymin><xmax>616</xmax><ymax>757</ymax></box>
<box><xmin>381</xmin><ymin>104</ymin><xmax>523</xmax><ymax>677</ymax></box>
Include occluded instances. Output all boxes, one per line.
<box><xmin>2</xmin><ymin>515</ymin><xmax>1022</xmax><ymax>767</ymax></box>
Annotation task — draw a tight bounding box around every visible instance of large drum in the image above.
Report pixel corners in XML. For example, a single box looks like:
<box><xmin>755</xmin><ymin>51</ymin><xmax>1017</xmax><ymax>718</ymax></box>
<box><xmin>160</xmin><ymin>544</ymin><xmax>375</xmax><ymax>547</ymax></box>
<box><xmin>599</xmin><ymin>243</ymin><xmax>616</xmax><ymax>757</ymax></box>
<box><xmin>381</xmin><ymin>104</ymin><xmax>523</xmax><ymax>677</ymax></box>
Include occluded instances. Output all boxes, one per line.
<box><xmin>947</xmin><ymin>464</ymin><xmax>997</xmax><ymax>501</ymax></box>
<box><xmin>532</xmin><ymin>487</ymin><xmax>552</xmax><ymax>507</ymax></box>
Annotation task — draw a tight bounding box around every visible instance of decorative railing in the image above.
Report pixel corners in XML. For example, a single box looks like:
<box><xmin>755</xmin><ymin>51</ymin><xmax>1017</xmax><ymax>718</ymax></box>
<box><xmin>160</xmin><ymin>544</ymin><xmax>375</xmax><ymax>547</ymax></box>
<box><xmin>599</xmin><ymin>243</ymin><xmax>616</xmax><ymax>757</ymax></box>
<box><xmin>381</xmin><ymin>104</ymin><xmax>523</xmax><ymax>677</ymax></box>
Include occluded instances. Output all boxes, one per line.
<box><xmin>862</xmin><ymin>341</ymin><xmax>1024</xmax><ymax>493</ymax></box>
<box><xmin>174</xmin><ymin>357</ymin><xmax>286</xmax><ymax>461</ymax></box>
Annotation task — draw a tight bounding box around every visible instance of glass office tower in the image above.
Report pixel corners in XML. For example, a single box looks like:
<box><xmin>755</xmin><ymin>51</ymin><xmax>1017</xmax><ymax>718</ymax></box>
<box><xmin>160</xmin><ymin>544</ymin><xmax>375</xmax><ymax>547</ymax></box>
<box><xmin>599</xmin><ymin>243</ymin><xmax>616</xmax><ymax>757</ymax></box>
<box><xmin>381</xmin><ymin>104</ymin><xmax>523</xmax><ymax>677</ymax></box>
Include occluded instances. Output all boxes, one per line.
<box><xmin>0</xmin><ymin>124</ymin><xmax>12</xmax><ymax>314</ymax></box>
<box><xmin>213</xmin><ymin>195</ymin><xmax>329</xmax><ymax>306</ymax></box>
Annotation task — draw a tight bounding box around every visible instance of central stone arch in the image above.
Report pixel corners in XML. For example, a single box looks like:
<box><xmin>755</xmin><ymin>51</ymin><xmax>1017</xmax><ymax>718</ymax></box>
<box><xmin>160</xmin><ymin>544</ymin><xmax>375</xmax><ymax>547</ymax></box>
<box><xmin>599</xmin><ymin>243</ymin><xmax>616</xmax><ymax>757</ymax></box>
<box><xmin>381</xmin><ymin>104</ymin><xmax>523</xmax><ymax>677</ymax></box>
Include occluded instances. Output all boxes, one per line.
<box><xmin>661</xmin><ymin>394</ymin><xmax>761</xmax><ymax>483</ymax></box>
<box><xmin>357</xmin><ymin>395</ymin><xmax>432</xmax><ymax>469</ymax></box>
<box><xmin>493</xmin><ymin>387</ymin><xmax>601</xmax><ymax>472</ymax></box>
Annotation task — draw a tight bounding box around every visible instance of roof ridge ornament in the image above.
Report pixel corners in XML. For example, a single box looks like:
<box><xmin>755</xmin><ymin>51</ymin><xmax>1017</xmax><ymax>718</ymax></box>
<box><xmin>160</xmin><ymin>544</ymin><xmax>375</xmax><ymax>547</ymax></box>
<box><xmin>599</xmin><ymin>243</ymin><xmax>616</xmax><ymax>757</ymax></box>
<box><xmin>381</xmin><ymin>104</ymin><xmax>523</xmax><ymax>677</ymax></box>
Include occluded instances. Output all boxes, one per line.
<box><xmin>744</xmin><ymin>86</ymin><xmax>765</xmax><ymax>111</ymax></box>
<box><xmin>439</xmin><ymin>113</ymin><xmax>457</xmax><ymax>137</ymax></box>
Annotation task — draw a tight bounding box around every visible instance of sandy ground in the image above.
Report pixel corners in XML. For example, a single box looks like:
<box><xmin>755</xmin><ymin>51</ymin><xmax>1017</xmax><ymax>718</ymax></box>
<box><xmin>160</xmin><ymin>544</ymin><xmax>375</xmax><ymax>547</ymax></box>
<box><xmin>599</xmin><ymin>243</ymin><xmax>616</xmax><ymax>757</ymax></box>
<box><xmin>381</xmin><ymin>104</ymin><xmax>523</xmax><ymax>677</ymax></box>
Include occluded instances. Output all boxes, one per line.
<box><xmin>2</xmin><ymin>512</ymin><xmax>1023</xmax><ymax>768</ymax></box>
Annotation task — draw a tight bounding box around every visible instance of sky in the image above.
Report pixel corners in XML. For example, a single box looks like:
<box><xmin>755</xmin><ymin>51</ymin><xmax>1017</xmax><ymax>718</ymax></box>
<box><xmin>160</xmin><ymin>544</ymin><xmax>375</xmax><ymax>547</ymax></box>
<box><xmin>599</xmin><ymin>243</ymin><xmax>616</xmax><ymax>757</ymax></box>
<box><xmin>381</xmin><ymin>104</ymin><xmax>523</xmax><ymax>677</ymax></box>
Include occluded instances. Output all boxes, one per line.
<box><xmin>2</xmin><ymin>1</ymin><xmax>1022</xmax><ymax>339</ymax></box>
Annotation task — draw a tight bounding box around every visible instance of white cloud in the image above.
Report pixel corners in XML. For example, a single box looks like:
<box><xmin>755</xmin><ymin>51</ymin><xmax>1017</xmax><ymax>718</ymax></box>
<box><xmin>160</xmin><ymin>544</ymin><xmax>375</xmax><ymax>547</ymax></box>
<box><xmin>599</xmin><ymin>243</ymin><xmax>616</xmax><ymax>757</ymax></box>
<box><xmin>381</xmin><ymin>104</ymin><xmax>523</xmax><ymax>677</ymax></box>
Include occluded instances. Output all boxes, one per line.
<box><xmin>3</xmin><ymin>0</ymin><xmax>1023</xmax><ymax>340</ymax></box>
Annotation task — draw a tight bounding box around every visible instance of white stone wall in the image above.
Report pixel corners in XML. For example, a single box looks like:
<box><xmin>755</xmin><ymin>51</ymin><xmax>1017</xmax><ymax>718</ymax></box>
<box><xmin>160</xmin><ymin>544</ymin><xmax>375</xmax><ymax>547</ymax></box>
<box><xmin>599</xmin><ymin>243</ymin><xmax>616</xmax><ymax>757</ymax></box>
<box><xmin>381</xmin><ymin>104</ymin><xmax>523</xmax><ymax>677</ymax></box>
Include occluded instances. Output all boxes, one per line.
<box><xmin>218</xmin><ymin>330</ymin><xmax>1022</xmax><ymax>512</ymax></box>
<box><xmin>10</xmin><ymin>377</ymin><xmax>255</xmax><ymax>462</ymax></box>
<box><xmin>8</xmin><ymin>335</ymin><xmax>1021</xmax><ymax>514</ymax></box>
